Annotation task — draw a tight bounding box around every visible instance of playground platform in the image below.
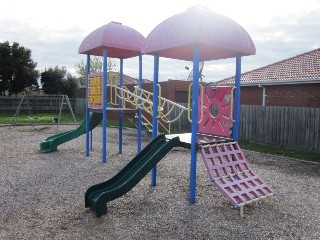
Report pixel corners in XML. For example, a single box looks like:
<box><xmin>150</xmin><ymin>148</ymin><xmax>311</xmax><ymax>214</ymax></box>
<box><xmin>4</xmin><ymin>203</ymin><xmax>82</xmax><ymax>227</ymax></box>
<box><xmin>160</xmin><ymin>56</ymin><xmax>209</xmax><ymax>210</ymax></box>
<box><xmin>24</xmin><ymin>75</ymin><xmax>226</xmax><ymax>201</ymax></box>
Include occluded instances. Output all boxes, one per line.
<box><xmin>90</xmin><ymin>107</ymin><xmax>138</xmax><ymax>114</ymax></box>
<box><xmin>165</xmin><ymin>132</ymin><xmax>233</xmax><ymax>149</ymax></box>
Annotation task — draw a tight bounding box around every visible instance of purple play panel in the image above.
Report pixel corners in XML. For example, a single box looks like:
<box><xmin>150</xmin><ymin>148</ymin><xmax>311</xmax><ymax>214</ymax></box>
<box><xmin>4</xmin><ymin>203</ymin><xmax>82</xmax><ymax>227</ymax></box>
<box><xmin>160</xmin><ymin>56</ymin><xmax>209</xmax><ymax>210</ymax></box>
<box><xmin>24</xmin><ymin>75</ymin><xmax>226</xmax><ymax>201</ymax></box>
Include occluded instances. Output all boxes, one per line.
<box><xmin>200</xmin><ymin>142</ymin><xmax>274</xmax><ymax>208</ymax></box>
<box><xmin>198</xmin><ymin>86</ymin><xmax>234</xmax><ymax>138</ymax></box>
<box><xmin>142</xmin><ymin>6</ymin><xmax>255</xmax><ymax>61</ymax></box>
<box><xmin>79</xmin><ymin>21</ymin><xmax>145</xmax><ymax>58</ymax></box>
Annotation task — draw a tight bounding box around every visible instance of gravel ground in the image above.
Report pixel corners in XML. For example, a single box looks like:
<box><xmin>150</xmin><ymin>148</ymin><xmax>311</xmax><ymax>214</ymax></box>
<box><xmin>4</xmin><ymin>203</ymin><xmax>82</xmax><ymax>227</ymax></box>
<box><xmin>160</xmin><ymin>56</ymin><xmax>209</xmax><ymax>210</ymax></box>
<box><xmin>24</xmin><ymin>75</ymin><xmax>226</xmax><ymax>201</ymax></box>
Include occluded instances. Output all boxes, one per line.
<box><xmin>0</xmin><ymin>125</ymin><xmax>319</xmax><ymax>240</ymax></box>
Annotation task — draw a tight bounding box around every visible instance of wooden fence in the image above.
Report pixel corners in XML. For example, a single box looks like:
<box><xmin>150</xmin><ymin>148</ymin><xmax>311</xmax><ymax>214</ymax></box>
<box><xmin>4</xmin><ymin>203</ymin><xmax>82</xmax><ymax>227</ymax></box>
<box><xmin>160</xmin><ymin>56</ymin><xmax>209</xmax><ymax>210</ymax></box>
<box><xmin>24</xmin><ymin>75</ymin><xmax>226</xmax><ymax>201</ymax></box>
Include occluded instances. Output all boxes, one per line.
<box><xmin>169</xmin><ymin>103</ymin><xmax>320</xmax><ymax>151</ymax></box>
<box><xmin>168</xmin><ymin>103</ymin><xmax>192</xmax><ymax>132</ymax></box>
<box><xmin>2</xmin><ymin>96</ymin><xmax>319</xmax><ymax>151</ymax></box>
<box><xmin>240</xmin><ymin>105</ymin><xmax>320</xmax><ymax>151</ymax></box>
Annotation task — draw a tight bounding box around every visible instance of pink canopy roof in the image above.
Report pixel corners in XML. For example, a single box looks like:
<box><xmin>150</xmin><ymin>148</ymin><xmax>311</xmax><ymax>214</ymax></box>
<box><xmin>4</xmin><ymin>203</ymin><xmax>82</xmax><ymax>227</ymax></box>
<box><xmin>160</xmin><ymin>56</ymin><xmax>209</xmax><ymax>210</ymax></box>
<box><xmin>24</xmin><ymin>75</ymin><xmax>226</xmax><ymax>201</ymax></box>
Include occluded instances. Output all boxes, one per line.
<box><xmin>141</xmin><ymin>6</ymin><xmax>256</xmax><ymax>61</ymax></box>
<box><xmin>78</xmin><ymin>21</ymin><xmax>145</xmax><ymax>59</ymax></box>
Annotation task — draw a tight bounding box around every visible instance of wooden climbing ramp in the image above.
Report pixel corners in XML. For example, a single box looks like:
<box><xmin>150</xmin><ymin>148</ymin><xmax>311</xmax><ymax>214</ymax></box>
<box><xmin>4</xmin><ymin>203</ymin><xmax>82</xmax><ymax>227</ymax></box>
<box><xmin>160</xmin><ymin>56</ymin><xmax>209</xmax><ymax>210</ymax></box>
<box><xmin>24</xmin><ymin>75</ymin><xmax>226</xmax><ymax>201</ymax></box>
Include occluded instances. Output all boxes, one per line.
<box><xmin>200</xmin><ymin>141</ymin><xmax>274</xmax><ymax>217</ymax></box>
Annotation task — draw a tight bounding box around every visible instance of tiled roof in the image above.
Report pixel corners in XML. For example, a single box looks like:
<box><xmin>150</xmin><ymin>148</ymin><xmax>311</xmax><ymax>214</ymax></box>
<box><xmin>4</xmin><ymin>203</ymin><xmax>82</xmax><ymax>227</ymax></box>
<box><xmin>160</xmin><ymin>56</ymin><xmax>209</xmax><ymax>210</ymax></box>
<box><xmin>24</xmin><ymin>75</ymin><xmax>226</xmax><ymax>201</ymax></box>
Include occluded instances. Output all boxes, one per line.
<box><xmin>122</xmin><ymin>74</ymin><xmax>152</xmax><ymax>85</ymax></box>
<box><xmin>217</xmin><ymin>48</ymin><xmax>320</xmax><ymax>85</ymax></box>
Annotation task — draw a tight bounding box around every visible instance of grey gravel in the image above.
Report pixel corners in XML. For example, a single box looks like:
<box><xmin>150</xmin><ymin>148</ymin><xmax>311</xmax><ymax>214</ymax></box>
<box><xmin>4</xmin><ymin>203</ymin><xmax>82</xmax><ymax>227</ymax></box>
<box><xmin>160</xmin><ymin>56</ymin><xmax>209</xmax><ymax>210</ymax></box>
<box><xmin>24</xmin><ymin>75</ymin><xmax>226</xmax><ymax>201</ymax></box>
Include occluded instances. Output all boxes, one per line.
<box><xmin>0</xmin><ymin>125</ymin><xmax>319</xmax><ymax>240</ymax></box>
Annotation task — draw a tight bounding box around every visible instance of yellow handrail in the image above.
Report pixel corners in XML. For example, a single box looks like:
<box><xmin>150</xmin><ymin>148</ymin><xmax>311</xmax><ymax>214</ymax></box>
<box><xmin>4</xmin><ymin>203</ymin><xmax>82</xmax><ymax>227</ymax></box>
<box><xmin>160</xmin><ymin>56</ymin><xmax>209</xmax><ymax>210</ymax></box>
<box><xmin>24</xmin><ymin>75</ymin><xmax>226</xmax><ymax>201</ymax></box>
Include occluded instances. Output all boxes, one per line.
<box><xmin>188</xmin><ymin>83</ymin><xmax>192</xmax><ymax>122</ymax></box>
<box><xmin>199</xmin><ymin>84</ymin><xmax>204</xmax><ymax>124</ymax></box>
<box><xmin>108</xmin><ymin>84</ymin><xmax>189</xmax><ymax>127</ymax></box>
<box><xmin>230</xmin><ymin>86</ymin><xmax>235</xmax><ymax>122</ymax></box>
<box><xmin>141</xmin><ymin>114</ymin><xmax>170</xmax><ymax>134</ymax></box>
<box><xmin>133</xmin><ymin>85</ymin><xmax>188</xmax><ymax>124</ymax></box>
<box><xmin>187</xmin><ymin>83</ymin><xmax>204</xmax><ymax>123</ymax></box>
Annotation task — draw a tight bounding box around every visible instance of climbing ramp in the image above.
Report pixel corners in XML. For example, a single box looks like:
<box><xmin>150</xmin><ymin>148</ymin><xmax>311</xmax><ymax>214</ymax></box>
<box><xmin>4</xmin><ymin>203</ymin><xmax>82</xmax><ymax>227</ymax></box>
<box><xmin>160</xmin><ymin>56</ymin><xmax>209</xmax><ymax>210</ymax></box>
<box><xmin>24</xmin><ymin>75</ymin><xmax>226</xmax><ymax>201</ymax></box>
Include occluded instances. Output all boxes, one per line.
<box><xmin>200</xmin><ymin>141</ymin><xmax>274</xmax><ymax>217</ymax></box>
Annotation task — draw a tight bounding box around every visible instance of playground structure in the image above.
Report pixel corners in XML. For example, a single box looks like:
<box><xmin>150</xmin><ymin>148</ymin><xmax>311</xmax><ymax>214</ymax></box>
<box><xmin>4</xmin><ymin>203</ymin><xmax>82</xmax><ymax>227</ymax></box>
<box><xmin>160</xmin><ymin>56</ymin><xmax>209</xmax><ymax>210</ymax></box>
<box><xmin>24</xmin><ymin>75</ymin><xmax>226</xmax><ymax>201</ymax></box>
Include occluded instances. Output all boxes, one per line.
<box><xmin>40</xmin><ymin>6</ymin><xmax>274</xmax><ymax>217</ymax></box>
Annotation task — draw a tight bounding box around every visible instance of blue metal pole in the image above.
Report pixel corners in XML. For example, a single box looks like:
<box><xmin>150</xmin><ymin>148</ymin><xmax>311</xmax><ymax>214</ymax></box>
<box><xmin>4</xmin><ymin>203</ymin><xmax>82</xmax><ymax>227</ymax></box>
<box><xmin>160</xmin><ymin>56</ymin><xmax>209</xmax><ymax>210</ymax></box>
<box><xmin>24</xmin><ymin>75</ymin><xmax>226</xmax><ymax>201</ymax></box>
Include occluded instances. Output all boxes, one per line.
<box><xmin>102</xmin><ymin>48</ymin><xmax>108</xmax><ymax>163</ymax></box>
<box><xmin>190</xmin><ymin>44</ymin><xmax>200</xmax><ymax>204</ymax></box>
<box><xmin>233</xmin><ymin>56</ymin><xmax>242</xmax><ymax>140</ymax></box>
<box><xmin>119</xmin><ymin>58</ymin><xmax>123</xmax><ymax>154</ymax></box>
<box><xmin>151</xmin><ymin>54</ymin><xmax>159</xmax><ymax>187</ymax></box>
<box><xmin>85</xmin><ymin>54</ymin><xmax>90</xmax><ymax>157</ymax></box>
<box><xmin>90</xmin><ymin>129</ymin><xmax>93</xmax><ymax>151</ymax></box>
<box><xmin>137</xmin><ymin>54</ymin><xmax>143</xmax><ymax>153</ymax></box>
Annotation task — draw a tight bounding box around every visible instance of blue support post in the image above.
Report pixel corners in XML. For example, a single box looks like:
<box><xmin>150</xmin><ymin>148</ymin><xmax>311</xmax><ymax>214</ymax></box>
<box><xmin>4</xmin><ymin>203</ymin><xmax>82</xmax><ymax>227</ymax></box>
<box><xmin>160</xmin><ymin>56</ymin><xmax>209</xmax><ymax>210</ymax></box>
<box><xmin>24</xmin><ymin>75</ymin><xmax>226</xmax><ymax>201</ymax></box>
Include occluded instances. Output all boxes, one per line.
<box><xmin>85</xmin><ymin>54</ymin><xmax>90</xmax><ymax>157</ymax></box>
<box><xmin>119</xmin><ymin>58</ymin><xmax>123</xmax><ymax>154</ymax></box>
<box><xmin>90</xmin><ymin>130</ymin><xmax>93</xmax><ymax>151</ymax></box>
<box><xmin>137</xmin><ymin>54</ymin><xmax>143</xmax><ymax>153</ymax></box>
<box><xmin>102</xmin><ymin>48</ymin><xmax>108</xmax><ymax>163</ymax></box>
<box><xmin>233</xmin><ymin>56</ymin><xmax>242</xmax><ymax>141</ymax></box>
<box><xmin>151</xmin><ymin>54</ymin><xmax>159</xmax><ymax>187</ymax></box>
<box><xmin>190</xmin><ymin>44</ymin><xmax>200</xmax><ymax>204</ymax></box>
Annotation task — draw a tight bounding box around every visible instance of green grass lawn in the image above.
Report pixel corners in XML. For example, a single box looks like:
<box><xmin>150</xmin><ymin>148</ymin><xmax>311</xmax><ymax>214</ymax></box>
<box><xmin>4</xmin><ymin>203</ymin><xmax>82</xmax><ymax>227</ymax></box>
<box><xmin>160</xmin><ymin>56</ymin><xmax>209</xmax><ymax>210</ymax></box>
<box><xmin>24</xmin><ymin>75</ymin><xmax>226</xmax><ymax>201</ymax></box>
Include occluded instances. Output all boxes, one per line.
<box><xmin>0</xmin><ymin>113</ymin><xmax>86</xmax><ymax>125</ymax></box>
<box><xmin>239</xmin><ymin>140</ymin><xmax>320</xmax><ymax>164</ymax></box>
<box><xmin>0</xmin><ymin>113</ymin><xmax>136</xmax><ymax>128</ymax></box>
<box><xmin>1</xmin><ymin>113</ymin><xmax>319</xmax><ymax>163</ymax></box>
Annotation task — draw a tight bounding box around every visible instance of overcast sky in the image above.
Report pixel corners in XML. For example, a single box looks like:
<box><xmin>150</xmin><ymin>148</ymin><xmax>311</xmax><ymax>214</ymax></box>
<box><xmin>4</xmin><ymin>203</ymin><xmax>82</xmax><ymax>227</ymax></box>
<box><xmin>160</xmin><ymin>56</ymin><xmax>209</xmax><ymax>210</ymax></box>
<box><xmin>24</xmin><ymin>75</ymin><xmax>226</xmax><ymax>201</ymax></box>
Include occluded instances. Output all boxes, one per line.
<box><xmin>1</xmin><ymin>0</ymin><xmax>320</xmax><ymax>82</ymax></box>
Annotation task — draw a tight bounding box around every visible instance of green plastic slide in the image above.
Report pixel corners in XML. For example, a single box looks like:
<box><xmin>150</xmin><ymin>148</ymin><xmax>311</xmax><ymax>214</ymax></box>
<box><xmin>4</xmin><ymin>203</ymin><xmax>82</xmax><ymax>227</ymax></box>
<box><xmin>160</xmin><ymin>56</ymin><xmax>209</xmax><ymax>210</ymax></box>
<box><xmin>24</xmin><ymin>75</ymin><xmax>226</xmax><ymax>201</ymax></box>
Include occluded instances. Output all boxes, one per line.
<box><xmin>85</xmin><ymin>134</ymin><xmax>181</xmax><ymax>217</ymax></box>
<box><xmin>40</xmin><ymin>112</ymin><xmax>102</xmax><ymax>153</ymax></box>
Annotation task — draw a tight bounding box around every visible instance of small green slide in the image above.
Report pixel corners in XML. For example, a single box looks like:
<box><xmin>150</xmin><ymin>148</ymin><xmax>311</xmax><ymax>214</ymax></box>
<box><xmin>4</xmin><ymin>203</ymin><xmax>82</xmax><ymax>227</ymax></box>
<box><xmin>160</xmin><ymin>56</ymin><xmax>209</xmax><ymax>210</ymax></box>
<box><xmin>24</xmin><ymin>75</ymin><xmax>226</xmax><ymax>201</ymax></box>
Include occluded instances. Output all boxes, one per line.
<box><xmin>40</xmin><ymin>112</ymin><xmax>102</xmax><ymax>153</ymax></box>
<box><xmin>85</xmin><ymin>134</ymin><xmax>181</xmax><ymax>217</ymax></box>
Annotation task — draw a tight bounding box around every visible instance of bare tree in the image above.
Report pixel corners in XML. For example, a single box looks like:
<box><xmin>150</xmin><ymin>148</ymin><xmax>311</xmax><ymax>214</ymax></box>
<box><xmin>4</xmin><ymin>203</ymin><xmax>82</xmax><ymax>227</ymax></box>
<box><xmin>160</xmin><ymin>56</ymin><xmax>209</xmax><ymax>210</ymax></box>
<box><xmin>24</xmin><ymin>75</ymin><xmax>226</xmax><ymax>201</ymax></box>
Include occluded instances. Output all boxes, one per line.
<box><xmin>74</xmin><ymin>57</ymin><xmax>119</xmax><ymax>85</ymax></box>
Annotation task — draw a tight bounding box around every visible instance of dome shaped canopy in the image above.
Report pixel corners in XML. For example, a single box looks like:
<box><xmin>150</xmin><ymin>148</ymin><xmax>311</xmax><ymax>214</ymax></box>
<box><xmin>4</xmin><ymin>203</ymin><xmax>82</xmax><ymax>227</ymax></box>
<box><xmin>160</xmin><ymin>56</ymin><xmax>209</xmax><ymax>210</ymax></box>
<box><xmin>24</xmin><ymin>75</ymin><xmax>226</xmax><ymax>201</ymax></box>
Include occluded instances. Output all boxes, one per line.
<box><xmin>79</xmin><ymin>21</ymin><xmax>145</xmax><ymax>59</ymax></box>
<box><xmin>141</xmin><ymin>6</ymin><xmax>256</xmax><ymax>61</ymax></box>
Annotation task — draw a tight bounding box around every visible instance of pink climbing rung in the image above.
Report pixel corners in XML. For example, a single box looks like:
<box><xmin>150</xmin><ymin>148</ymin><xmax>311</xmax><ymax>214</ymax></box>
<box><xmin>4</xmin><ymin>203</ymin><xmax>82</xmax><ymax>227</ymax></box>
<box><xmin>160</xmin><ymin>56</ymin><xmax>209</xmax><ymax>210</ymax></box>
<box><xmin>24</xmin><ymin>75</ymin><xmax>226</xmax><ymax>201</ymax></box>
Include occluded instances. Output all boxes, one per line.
<box><xmin>200</xmin><ymin>142</ymin><xmax>274</xmax><ymax>207</ymax></box>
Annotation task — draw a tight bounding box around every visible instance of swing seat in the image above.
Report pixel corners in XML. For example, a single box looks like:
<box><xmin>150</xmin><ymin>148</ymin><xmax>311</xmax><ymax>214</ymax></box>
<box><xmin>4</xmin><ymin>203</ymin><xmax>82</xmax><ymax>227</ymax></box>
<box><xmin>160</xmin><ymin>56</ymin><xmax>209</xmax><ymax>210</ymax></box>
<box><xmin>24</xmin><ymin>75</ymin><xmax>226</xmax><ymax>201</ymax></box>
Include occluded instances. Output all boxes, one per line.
<box><xmin>52</xmin><ymin>117</ymin><xmax>59</xmax><ymax>123</ymax></box>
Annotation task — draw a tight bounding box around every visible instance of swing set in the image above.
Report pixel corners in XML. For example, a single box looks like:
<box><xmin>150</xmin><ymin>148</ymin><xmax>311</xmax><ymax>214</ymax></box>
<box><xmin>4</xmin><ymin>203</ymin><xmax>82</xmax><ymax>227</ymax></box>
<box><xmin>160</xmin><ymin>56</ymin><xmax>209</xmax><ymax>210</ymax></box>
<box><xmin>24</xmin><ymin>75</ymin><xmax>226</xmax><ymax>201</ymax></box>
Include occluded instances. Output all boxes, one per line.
<box><xmin>12</xmin><ymin>94</ymin><xmax>77</xmax><ymax>132</ymax></box>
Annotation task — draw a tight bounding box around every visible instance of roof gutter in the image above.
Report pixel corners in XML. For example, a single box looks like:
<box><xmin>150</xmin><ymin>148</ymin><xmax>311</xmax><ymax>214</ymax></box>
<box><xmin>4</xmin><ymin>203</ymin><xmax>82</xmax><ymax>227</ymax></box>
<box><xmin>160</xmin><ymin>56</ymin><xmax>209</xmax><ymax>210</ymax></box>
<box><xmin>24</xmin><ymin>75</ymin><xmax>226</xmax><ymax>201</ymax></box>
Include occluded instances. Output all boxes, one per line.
<box><xmin>242</xmin><ymin>78</ymin><xmax>320</xmax><ymax>86</ymax></box>
<box><xmin>219</xmin><ymin>78</ymin><xmax>320</xmax><ymax>86</ymax></box>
